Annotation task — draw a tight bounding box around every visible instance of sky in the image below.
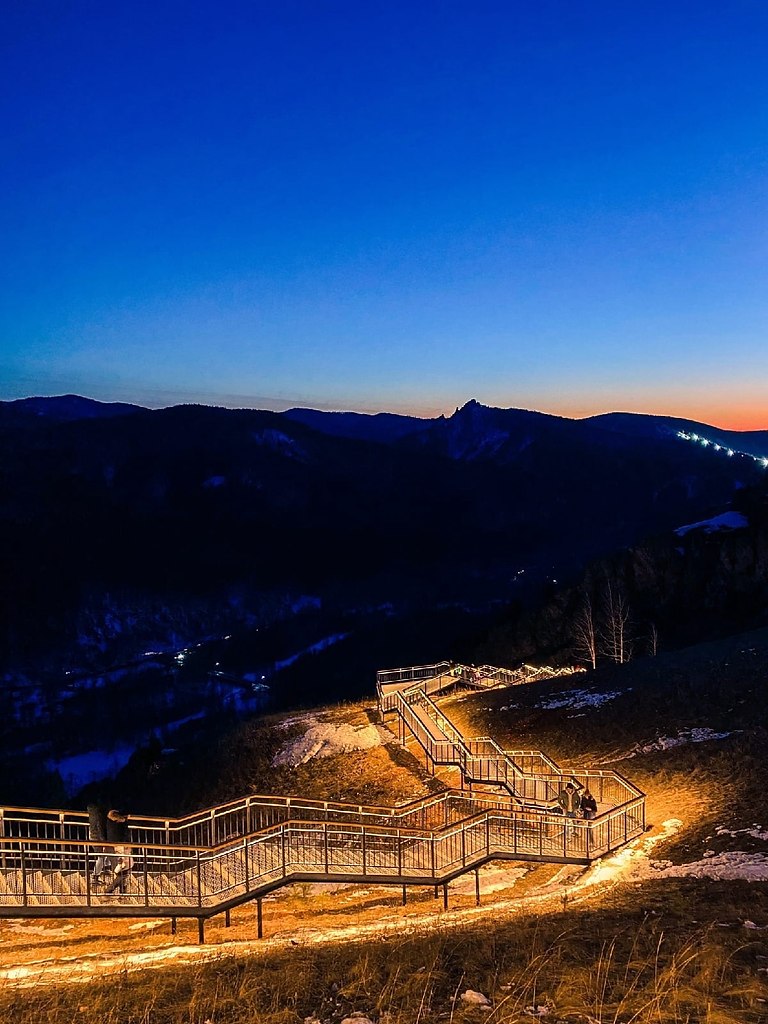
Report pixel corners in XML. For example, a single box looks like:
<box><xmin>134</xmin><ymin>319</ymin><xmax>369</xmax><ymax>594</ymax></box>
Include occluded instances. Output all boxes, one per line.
<box><xmin>2</xmin><ymin>0</ymin><xmax>768</xmax><ymax>428</ymax></box>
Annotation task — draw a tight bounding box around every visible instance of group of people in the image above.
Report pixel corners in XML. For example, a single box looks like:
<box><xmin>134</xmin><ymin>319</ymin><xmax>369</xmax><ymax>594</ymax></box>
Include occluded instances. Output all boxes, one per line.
<box><xmin>557</xmin><ymin>782</ymin><xmax>597</xmax><ymax>820</ymax></box>
<box><xmin>87</xmin><ymin>803</ymin><xmax>132</xmax><ymax>893</ymax></box>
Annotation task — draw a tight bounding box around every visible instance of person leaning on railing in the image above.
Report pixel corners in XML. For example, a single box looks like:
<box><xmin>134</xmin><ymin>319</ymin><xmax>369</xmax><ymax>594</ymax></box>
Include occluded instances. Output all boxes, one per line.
<box><xmin>87</xmin><ymin>801</ymin><xmax>114</xmax><ymax>886</ymax></box>
<box><xmin>103</xmin><ymin>809</ymin><xmax>133</xmax><ymax>894</ymax></box>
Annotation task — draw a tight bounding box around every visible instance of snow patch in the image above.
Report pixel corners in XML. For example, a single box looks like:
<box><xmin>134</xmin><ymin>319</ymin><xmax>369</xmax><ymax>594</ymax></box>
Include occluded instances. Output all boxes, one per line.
<box><xmin>598</xmin><ymin>727</ymin><xmax>734</xmax><ymax>763</ymax></box>
<box><xmin>500</xmin><ymin>688</ymin><xmax>627</xmax><ymax>712</ymax></box>
<box><xmin>574</xmin><ymin>819</ymin><xmax>684</xmax><ymax>890</ymax></box>
<box><xmin>273</xmin><ymin>632</ymin><xmax>350</xmax><ymax>673</ymax></box>
<box><xmin>675</xmin><ymin>511</ymin><xmax>748</xmax><ymax>536</ymax></box>
<box><xmin>574</xmin><ymin>819</ymin><xmax>768</xmax><ymax>888</ymax></box>
<box><xmin>650</xmin><ymin>852</ymin><xmax>768</xmax><ymax>882</ymax></box>
<box><xmin>715</xmin><ymin>824</ymin><xmax>768</xmax><ymax>843</ymax></box>
<box><xmin>451</xmin><ymin>863</ymin><xmax>529</xmax><ymax>896</ymax></box>
<box><xmin>252</xmin><ymin>428</ymin><xmax>307</xmax><ymax>460</ymax></box>
<box><xmin>6</xmin><ymin>921</ymin><xmax>74</xmax><ymax>936</ymax></box>
<box><xmin>45</xmin><ymin>743</ymin><xmax>137</xmax><ymax>796</ymax></box>
<box><xmin>536</xmin><ymin>688</ymin><xmax>626</xmax><ymax>711</ymax></box>
<box><xmin>273</xmin><ymin>719</ymin><xmax>383</xmax><ymax>767</ymax></box>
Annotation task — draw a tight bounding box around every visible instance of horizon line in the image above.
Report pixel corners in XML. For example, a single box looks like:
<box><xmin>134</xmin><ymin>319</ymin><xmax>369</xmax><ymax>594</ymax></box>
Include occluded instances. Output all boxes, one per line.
<box><xmin>2</xmin><ymin>390</ymin><xmax>766</xmax><ymax>434</ymax></box>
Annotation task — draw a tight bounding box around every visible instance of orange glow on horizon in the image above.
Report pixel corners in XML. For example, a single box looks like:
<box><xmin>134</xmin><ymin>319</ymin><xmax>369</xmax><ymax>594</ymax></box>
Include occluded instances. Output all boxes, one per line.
<box><xmin>401</xmin><ymin>398</ymin><xmax>768</xmax><ymax>433</ymax></box>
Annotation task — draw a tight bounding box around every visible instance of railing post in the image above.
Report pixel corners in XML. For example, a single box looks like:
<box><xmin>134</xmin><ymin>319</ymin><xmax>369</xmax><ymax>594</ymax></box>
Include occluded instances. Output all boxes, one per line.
<box><xmin>361</xmin><ymin>827</ymin><xmax>367</xmax><ymax>875</ymax></box>
<box><xmin>143</xmin><ymin>848</ymin><xmax>149</xmax><ymax>907</ymax></box>
<box><xmin>396</xmin><ymin>829</ymin><xmax>402</xmax><ymax>877</ymax></box>
<box><xmin>430</xmin><ymin>835</ymin><xmax>436</xmax><ymax>878</ymax></box>
<box><xmin>196</xmin><ymin>850</ymin><xmax>202</xmax><ymax>908</ymax></box>
<box><xmin>20</xmin><ymin>843</ymin><xmax>27</xmax><ymax>907</ymax></box>
<box><xmin>324</xmin><ymin>823</ymin><xmax>329</xmax><ymax>874</ymax></box>
<box><xmin>85</xmin><ymin>846</ymin><xmax>92</xmax><ymax>906</ymax></box>
<box><xmin>486</xmin><ymin>815</ymin><xmax>491</xmax><ymax>855</ymax></box>
<box><xmin>461</xmin><ymin>825</ymin><xmax>466</xmax><ymax>868</ymax></box>
<box><xmin>281</xmin><ymin>825</ymin><xmax>287</xmax><ymax>877</ymax></box>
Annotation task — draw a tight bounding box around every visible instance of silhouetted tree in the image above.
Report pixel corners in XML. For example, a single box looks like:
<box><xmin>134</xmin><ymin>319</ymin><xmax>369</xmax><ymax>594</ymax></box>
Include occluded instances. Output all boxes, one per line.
<box><xmin>648</xmin><ymin>621</ymin><xmax>660</xmax><ymax>657</ymax></box>
<box><xmin>599</xmin><ymin>577</ymin><xmax>633</xmax><ymax>664</ymax></box>
<box><xmin>572</xmin><ymin>592</ymin><xmax>598</xmax><ymax>669</ymax></box>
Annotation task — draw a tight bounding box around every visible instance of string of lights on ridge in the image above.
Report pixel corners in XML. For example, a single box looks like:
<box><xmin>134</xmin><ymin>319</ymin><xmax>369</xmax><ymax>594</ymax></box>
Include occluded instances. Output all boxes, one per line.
<box><xmin>677</xmin><ymin>430</ymin><xmax>768</xmax><ymax>469</ymax></box>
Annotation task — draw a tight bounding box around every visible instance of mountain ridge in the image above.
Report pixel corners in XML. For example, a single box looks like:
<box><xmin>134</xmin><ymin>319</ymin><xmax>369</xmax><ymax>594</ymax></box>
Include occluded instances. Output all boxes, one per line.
<box><xmin>2</xmin><ymin>393</ymin><xmax>766</xmax><ymax>449</ymax></box>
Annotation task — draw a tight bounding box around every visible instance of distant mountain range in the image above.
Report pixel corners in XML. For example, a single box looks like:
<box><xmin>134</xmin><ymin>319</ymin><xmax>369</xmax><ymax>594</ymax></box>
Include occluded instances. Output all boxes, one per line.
<box><xmin>4</xmin><ymin>393</ymin><xmax>766</xmax><ymax>454</ymax></box>
<box><xmin>1</xmin><ymin>394</ymin><xmax>144</xmax><ymax>422</ymax></box>
<box><xmin>0</xmin><ymin>394</ymin><xmax>765</xmax><ymax>675</ymax></box>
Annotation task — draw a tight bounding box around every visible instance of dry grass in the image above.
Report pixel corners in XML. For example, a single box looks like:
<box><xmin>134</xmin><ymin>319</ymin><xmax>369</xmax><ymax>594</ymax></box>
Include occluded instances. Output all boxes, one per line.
<box><xmin>2</xmin><ymin>881</ymin><xmax>767</xmax><ymax>1023</ymax></box>
<box><xmin>4</xmin><ymin>654</ymin><xmax>768</xmax><ymax>1022</ymax></box>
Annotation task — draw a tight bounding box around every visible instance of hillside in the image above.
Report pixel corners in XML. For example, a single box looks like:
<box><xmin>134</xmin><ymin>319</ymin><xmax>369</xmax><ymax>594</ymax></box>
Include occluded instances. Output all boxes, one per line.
<box><xmin>2</xmin><ymin>633</ymin><xmax>767</xmax><ymax>1022</ymax></box>
<box><xmin>1</xmin><ymin>396</ymin><xmax>761</xmax><ymax>676</ymax></box>
<box><xmin>478</xmin><ymin>476</ymin><xmax>768</xmax><ymax>667</ymax></box>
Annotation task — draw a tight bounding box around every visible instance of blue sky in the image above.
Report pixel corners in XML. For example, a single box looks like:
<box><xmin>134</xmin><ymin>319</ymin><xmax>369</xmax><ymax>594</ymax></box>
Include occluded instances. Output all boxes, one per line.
<box><xmin>2</xmin><ymin>1</ymin><xmax>768</xmax><ymax>425</ymax></box>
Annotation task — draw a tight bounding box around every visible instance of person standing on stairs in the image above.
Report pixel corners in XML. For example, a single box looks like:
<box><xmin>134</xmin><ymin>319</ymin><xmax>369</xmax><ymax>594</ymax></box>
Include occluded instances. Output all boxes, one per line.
<box><xmin>580</xmin><ymin>788</ymin><xmax>598</xmax><ymax>820</ymax></box>
<box><xmin>87</xmin><ymin>801</ymin><xmax>113</xmax><ymax>886</ymax></box>
<box><xmin>103</xmin><ymin>809</ymin><xmax>133</xmax><ymax>894</ymax></box>
<box><xmin>557</xmin><ymin>782</ymin><xmax>581</xmax><ymax>818</ymax></box>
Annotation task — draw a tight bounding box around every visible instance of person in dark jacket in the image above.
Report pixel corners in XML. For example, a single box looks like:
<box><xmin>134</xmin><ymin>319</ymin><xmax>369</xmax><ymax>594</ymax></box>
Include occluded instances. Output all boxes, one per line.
<box><xmin>103</xmin><ymin>809</ymin><xmax>132</xmax><ymax>894</ymax></box>
<box><xmin>581</xmin><ymin>789</ymin><xmax>598</xmax><ymax>820</ymax></box>
<box><xmin>557</xmin><ymin>782</ymin><xmax>581</xmax><ymax>818</ymax></box>
<box><xmin>87</xmin><ymin>802</ymin><xmax>113</xmax><ymax>885</ymax></box>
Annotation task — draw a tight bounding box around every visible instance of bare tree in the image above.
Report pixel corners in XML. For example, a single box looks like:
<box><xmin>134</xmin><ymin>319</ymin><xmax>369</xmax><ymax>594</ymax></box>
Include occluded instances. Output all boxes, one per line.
<box><xmin>598</xmin><ymin>577</ymin><xmax>633</xmax><ymax>664</ymax></box>
<box><xmin>572</xmin><ymin>592</ymin><xmax>598</xmax><ymax>669</ymax></box>
<box><xmin>648</xmin><ymin>621</ymin><xmax>659</xmax><ymax>657</ymax></box>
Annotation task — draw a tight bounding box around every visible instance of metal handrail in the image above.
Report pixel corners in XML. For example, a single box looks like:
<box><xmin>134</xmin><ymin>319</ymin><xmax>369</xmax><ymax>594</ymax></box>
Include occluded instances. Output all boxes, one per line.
<box><xmin>379</xmin><ymin>664</ymin><xmax>641</xmax><ymax>813</ymax></box>
<box><xmin>0</xmin><ymin>660</ymin><xmax>645</xmax><ymax>925</ymax></box>
<box><xmin>0</xmin><ymin>795</ymin><xmax>646</xmax><ymax>921</ymax></box>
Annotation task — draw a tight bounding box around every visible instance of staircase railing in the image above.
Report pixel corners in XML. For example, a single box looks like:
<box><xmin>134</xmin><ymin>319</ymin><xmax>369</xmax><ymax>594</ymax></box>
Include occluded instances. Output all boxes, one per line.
<box><xmin>0</xmin><ymin>793</ymin><xmax>645</xmax><ymax>915</ymax></box>
<box><xmin>377</xmin><ymin>664</ymin><xmax>641</xmax><ymax>814</ymax></box>
<box><xmin>0</xmin><ymin>659</ymin><xmax>645</xmax><ymax>928</ymax></box>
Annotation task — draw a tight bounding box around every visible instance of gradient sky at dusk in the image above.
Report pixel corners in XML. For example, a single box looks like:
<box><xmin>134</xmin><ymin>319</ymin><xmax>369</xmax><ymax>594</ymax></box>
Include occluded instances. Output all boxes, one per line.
<box><xmin>2</xmin><ymin>1</ymin><xmax>768</xmax><ymax>427</ymax></box>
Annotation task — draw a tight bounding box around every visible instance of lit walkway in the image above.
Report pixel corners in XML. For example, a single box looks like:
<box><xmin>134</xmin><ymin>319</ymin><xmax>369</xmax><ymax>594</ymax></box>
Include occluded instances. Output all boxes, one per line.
<box><xmin>0</xmin><ymin>661</ymin><xmax>644</xmax><ymax>940</ymax></box>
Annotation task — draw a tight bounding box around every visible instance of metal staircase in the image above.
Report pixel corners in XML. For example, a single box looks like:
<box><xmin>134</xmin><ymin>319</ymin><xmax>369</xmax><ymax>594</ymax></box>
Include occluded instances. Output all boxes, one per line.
<box><xmin>0</xmin><ymin>662</ymin><xmax>645</xmax><ymax>941</ymax></box>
